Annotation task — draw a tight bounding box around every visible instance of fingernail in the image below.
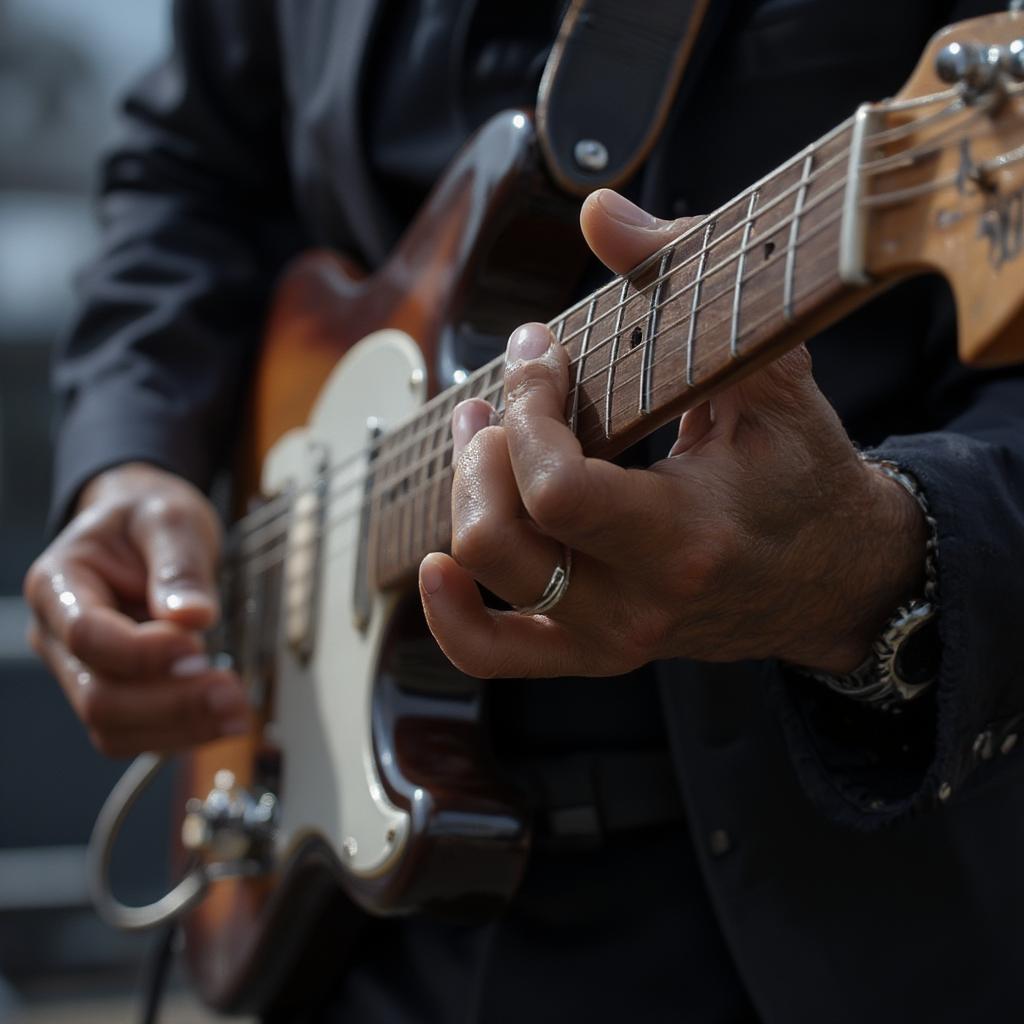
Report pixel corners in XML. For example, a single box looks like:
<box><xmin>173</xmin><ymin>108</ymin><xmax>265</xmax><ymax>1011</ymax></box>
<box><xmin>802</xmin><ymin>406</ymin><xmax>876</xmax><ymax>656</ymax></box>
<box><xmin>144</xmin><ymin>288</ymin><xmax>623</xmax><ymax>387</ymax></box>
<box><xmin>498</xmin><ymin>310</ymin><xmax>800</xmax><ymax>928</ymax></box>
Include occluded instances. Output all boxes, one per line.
<box><xmin>220</xmin><ymin>716</ymin><xmax>250</xmax><ymax>737</ymax></box>
<box><xmin>452</xmin><ymin>401</ymin><xmax>488</xmax><ymax>461</ymax></box>
<box><xmin>420</xmin><ymin>558</ymin><xmax>443</xmax><ymax>596</ymax></box>
<box><xmin>508</xmin><ymin>324</ymin><xmax>551</xmax><ymax>362</ymax></box>
<box><xmin>171</xmin><ymin>653</ymin><xmax>211</xmax><ymax>678</ymax></box>
<box><xmin>596</xmin><ymin>189</ymin><xmax>660</xmax><ymax>228</ymax></box>
<box><xmin>161</xmin><ymin>589</ymin><xmax>217</xmax><ymax>614</ymax></box>
<box><xmin>206</xmin><ymin>680</ymin><xmax>247</xmax><ymax>715</ymax></box>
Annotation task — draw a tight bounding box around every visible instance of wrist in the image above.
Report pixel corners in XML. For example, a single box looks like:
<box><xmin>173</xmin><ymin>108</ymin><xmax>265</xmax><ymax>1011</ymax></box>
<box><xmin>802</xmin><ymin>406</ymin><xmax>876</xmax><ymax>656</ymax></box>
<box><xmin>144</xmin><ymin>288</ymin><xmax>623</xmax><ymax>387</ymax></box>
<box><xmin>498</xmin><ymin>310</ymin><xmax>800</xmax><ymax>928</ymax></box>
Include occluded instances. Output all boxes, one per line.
<box><xmin>77</xmin><ymin>461</ymin><xmax>189</xmax><ymax>514</ymax></box>
<box><xmin>785</xmin><ymin>455</ymin><xmax>929</xmax><ymax>675</ymax></box>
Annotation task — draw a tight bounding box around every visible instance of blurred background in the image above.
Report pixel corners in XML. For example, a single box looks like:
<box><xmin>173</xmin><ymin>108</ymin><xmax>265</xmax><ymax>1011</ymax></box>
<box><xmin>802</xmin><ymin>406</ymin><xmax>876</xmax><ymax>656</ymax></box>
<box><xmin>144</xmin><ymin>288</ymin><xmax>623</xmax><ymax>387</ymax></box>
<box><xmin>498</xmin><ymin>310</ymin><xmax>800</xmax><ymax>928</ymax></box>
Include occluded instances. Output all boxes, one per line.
<box><xmin>0</xmin><ymin>1</ymin><xmax>234</xmax><ymax>1020</ymax></box>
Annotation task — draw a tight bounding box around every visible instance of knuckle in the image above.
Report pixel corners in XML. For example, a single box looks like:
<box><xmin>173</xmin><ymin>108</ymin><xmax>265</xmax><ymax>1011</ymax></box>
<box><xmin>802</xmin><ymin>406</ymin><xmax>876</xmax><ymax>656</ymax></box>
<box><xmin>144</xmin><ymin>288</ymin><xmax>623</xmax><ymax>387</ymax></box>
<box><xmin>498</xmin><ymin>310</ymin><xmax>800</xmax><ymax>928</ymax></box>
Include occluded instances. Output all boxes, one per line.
<box><xmin>138</xmin><ymin>494</ymin><xmax>192</xmax><ymax>532</ymax></box>
<box><xmin>63</xmin><ymin>613</ymin><xmax>93</xmax><ymax>660</ymax></box>
<box><xmin>78</xmin><ymin>683</ymin><xmax>113</xmax><ymax>731</ymax></box>
<box><xmin>505</xmin><ymin>360</ymin><xmax>563</xmax><ymax>412</ymax></box>
<box><xmin>678</xmin><ymin>527</ymin><xmax>739</xmax><ymax>597</ymax></box>
<box><xmin>451</xmin><ymin>517</ymin><xmax>504</xmax><ymax>577</ymax></box>
<box><xmin>523</xmin><ymin>469</ymin><xmax>585</xmax><ymax>535</ymax></box>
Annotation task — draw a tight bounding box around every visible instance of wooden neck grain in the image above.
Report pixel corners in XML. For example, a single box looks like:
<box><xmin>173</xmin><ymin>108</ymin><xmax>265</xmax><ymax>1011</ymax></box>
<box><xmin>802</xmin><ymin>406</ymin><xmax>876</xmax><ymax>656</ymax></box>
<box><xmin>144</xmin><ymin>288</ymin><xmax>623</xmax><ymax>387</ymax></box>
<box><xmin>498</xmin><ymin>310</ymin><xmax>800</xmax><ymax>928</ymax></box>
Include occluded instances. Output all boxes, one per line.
<box><xmin>370</xmin><ymin>117</ymin><xmax>861</xmax><ymax>589</ymax></box>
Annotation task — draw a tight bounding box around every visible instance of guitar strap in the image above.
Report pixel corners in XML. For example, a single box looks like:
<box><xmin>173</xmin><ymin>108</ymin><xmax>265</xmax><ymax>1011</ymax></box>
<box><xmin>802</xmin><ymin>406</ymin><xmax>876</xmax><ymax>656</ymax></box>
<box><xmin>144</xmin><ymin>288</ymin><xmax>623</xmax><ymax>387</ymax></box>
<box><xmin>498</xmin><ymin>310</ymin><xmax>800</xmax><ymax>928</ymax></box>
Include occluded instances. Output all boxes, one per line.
<box><xmin>536</xmin><ymin>0</ymin><xmax>720</xmax><ymax>197</ymax></box>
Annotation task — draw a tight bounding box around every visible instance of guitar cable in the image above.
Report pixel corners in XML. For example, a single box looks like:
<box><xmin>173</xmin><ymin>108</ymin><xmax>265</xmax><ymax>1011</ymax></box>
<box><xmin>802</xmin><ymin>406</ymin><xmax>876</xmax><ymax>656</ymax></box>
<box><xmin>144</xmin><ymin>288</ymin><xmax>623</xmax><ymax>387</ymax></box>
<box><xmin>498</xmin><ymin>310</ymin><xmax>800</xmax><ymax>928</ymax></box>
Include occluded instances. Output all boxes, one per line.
<box><xmin>139</xmin><ymin>921</ymin><xmax>177</xmax><ymax>1024</ymax></box>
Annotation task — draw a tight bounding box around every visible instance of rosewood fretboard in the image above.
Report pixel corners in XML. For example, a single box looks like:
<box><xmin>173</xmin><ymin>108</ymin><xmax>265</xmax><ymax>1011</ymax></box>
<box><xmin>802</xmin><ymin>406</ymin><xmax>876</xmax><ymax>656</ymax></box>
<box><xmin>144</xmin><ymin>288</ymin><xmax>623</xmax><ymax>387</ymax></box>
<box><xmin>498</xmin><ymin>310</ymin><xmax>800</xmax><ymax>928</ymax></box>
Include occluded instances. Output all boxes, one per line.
<box><xmin>367</xmin><ymin>115</ymin><xmax>859</xmax><ymax>589</ymax></box>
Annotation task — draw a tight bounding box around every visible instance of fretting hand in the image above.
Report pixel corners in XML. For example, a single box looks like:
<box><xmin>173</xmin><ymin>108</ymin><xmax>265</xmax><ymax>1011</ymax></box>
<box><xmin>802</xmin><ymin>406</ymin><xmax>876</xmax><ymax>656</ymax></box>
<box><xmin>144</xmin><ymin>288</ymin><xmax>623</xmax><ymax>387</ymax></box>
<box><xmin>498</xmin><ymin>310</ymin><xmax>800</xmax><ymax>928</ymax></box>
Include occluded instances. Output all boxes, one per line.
<box><xmin>419</xmin><ymin>190</ymin><xmax>927</xmax><ymax>679</ymax></box>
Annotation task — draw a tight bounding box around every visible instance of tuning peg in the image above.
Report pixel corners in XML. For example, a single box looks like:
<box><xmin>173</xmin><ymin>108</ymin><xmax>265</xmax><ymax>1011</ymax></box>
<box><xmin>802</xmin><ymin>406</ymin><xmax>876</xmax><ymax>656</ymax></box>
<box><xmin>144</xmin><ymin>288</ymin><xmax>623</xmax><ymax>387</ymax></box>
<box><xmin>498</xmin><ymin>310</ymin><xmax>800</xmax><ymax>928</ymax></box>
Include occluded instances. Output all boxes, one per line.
<box><xmin>936</xmin><ymin>41</ymin><xmax>980</xmax><ymax>84</ymax></box>
<box><xmin>1001</xmin><ymin>38</ymin><xmax>1024</xmax><ymax>79</ymax></box>
<box><xmin>936</xmin><ymin>40</ymin><xmax>1002</xmax><ymax>92</ymax></box>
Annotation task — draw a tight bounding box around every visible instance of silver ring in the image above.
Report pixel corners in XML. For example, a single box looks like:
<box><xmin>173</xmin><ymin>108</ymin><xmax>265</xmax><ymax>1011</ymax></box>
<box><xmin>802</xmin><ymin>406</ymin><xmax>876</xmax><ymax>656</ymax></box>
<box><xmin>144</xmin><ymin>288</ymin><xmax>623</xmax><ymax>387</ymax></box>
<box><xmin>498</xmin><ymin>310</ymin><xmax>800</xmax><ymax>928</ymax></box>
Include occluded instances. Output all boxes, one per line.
<box><xmin>514</xmin><ymin>549</ymin><xmax>572</xmax><ymax>616</ymax></box>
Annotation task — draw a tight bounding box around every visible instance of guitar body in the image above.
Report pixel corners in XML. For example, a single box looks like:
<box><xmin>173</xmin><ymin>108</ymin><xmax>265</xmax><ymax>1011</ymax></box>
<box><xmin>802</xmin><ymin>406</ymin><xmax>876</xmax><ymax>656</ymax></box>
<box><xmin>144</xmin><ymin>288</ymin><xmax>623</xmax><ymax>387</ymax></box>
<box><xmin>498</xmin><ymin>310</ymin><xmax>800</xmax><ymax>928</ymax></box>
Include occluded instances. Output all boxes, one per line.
<box><xmin>176</xmin><ymin>111</ymin><xmax>591</xmax><ymax>1015</ymax></box>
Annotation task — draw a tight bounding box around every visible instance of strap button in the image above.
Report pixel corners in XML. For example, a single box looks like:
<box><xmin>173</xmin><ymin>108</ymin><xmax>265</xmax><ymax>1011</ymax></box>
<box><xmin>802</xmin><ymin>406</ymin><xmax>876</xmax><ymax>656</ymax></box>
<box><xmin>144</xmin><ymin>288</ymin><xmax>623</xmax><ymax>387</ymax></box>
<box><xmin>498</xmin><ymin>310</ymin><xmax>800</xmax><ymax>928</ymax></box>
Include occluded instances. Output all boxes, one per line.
<box><xmin>708</xmin><ymin>829</ymin><xmax>732</xmax><ymax>858</ymax></box>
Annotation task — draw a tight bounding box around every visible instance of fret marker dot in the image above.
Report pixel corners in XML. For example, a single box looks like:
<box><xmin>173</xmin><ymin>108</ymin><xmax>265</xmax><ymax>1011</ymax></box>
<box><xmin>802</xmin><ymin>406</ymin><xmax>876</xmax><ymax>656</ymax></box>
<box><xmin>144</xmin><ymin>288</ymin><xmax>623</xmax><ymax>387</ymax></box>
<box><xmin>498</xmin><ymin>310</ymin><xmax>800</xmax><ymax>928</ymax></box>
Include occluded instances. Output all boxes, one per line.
<box><xmin>763</xmin><ymin>240</ymin><xmax>776</xmax><ymax>260</ymax></box>
<box><xmin>630</xmin><ymin>327</ymin><xmax>643</xmax><ymax>349</ymax></box>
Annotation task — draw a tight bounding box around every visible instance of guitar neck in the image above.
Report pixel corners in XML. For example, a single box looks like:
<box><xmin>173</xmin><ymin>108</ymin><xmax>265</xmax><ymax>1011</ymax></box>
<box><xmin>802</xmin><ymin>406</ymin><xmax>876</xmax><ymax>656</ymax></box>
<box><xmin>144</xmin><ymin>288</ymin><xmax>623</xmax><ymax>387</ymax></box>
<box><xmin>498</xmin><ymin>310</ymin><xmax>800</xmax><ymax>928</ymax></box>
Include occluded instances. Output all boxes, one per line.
<box><xmin>370</xmin><ymin>113</ymin><xmax>865</xmax><ymax>589</ymax></box>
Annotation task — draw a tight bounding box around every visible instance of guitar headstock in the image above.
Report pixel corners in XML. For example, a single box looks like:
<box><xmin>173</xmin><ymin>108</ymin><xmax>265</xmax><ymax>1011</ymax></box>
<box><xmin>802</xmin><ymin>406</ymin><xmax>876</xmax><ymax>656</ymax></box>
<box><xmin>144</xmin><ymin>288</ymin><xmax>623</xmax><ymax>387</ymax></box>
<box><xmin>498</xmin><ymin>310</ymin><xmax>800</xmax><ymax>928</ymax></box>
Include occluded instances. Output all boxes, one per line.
<box><xmin>859</xmin><ymin>10</ymin><xmax>1024</xmax><ymax>366</ymax></box>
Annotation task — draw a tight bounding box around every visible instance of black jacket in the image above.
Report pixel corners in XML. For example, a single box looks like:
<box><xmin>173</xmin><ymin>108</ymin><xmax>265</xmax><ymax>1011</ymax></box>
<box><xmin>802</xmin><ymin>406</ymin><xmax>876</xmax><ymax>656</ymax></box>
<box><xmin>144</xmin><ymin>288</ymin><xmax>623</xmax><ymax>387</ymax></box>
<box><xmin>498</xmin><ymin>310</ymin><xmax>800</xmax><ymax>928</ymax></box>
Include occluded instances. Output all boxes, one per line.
<box><xmin>54</xmin><ymin>1</ymin><xmax>1024</xmax><ymax>1020</ymax></box>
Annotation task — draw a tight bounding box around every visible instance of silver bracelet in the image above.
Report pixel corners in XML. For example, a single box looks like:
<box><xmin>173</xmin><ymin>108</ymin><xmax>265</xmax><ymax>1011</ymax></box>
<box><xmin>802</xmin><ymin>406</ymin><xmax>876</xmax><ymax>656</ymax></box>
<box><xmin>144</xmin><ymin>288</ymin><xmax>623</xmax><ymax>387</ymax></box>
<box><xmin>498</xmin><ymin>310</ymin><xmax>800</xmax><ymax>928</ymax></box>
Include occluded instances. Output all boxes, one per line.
<box><xmin>802</xmin><ymin>455</ymin><xmax>939</xmax><ymax>711</ymax></box>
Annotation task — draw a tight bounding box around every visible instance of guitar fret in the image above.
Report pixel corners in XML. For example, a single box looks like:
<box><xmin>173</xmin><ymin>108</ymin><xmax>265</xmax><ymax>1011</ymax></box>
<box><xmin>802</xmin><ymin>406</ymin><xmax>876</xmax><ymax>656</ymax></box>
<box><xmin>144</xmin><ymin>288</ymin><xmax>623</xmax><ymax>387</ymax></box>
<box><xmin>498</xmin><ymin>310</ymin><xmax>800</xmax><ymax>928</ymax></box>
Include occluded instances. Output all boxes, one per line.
<box><xmin>569</xmin><ymin>297</ymin><xmax>597</xmax><ymax>434</ymax></box>
<box><xmin>785</xmin><ymin>153</ymin><xmax>814</xmax><ymax>322</ymax></box>
<box><xmin>731</xmin><ymin>191</ymin><xmax>760</xmax><ymax>358</ymax></box>
<box><xmin>687</xmin><ymin>220</ymin><xmax>715</xmax><ymax>387</ymax></box>
<box><xmin>640</xmin><ymin>249</ymin><xmax>674</xmax><ymax>415</ymax></box>
<box><xmin>604</xmin><ymin>277</ymin><xmax>631</xmax><ymax>437</ymax></box>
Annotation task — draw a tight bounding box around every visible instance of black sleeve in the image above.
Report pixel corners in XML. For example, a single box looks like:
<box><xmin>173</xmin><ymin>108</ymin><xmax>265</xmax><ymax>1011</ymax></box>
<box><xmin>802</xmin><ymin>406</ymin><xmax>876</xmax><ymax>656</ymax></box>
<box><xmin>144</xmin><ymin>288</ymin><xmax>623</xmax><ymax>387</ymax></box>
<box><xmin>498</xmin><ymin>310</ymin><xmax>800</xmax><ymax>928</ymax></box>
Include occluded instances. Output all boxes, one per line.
<box><xmin>50</xmin><ymin>0</ymin><xmax>299</xmax><ymax>529</ymax></box>
<box><xmin>769</xmin><ymin>278</ymin><xmax>1024</xmax><ymax>830</ymax></box>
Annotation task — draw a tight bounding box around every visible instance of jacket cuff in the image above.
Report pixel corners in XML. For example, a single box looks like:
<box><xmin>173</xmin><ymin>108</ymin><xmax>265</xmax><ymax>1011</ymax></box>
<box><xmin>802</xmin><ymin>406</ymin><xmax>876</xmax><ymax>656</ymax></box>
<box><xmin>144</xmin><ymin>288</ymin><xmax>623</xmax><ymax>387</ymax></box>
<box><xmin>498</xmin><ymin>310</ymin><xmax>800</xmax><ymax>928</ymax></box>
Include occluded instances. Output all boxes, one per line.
<box><xmin>769</xmin><ymin>431</ymin><xmax>1024</xmax><ymax>830</ymax></box>
<box><xmin>49</xmin><ymin>390</ymin><xmax>218</xmax><ymax>535</ymax></box>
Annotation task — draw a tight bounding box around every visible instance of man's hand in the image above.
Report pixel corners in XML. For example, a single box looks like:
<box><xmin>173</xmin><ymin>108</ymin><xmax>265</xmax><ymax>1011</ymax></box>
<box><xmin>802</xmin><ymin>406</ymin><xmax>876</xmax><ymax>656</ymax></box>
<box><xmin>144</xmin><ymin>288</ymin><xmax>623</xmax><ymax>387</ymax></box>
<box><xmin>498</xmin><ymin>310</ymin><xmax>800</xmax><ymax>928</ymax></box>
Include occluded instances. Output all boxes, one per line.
<box><xmin>419</xmin><ymin>190</ymin><xmax>927</xmax><ymax>680</ymax></box>
<box><xmin>24</xmin><ymin>462</ymin><xmax>248</xmax><ymax>756</ymax></box>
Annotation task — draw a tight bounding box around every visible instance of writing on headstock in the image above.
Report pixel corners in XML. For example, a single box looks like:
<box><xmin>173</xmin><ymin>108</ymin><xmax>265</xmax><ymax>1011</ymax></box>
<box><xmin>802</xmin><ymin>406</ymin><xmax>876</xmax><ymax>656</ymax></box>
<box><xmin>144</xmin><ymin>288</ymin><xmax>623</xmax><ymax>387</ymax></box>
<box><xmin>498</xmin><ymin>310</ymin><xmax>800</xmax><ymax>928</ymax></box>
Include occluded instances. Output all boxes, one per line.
<box><xmin>852</xmin><ymin>10</ymin><xmax>1024</xmax><ymax>366</ymax></box>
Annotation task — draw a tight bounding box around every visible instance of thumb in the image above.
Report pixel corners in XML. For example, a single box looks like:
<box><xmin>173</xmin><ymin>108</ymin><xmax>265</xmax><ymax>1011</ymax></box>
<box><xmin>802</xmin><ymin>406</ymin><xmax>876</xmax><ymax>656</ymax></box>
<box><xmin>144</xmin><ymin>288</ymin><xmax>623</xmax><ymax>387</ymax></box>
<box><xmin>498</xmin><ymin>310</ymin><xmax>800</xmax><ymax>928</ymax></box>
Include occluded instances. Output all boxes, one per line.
<box><xmin>580</xmin><ymin>190</ymin><xmax>697</xmax><ymax>276</ymax></box>
<box><xmin>128</xmin><ymin>493</ymin><xmax>221</xmax><ymax>629</ymax></box>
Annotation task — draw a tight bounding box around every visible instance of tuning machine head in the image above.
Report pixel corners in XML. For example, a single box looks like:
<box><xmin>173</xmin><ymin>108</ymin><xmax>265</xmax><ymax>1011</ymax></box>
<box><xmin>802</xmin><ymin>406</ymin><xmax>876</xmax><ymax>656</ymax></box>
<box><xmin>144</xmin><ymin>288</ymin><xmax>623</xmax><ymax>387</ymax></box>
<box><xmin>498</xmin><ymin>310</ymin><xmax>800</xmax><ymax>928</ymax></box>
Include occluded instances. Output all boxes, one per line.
<box><xmin>936</xmin><ymin>38</ymin><xmax>1024</xmax><ymax>93</ymax></box>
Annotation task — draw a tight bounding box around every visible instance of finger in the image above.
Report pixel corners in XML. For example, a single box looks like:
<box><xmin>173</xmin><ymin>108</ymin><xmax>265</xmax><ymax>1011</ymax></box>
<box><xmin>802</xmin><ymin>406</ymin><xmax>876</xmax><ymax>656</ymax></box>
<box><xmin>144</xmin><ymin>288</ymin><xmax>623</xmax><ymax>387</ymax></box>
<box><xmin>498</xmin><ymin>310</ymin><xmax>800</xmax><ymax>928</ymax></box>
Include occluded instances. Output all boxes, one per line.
<box><xmin>127</xmin><ymin>493</ymin><xmax>221</xmax><ymax>628</ymax></box>
<box><xmin>419</xmin><ymin>553</ymin><xmax>598</xmax><ymax>679</ymax></box>
<box><xmin>25</xmin><ymin>560</ymin><xmax>202</xmax><ymax>678</ymax></box>
<box><xmin>36</xmin><ymin>630</ymin><xmax>249</xmax><ymax>754</ymax></box>
<box><xmin>669</xmin><ymin>402</ymin><xmax>714</xmax><ymax>457</ymax></box>
<box><xmin>711</xmin><ymin>344</ymin><xmax>825</xmax><ymax>436</ymax></box>
<box><xmin>452</xmin><ymin>399</ymin><xmax>495</xmax><ymax>463</ymax></box>
<box><xmin>451</xmin><ymin>422</ymin><xmax>570</xmax><ymax>608</ymax></box>
<box><xmin>580</xmin><ymin>190</ymin><xmax>696</xmax><ymax>276</ymax></box>
<box><xmin>502</xmin><ymin>323</ymin><xmax>663</xmax><ymax>558</ymax></box>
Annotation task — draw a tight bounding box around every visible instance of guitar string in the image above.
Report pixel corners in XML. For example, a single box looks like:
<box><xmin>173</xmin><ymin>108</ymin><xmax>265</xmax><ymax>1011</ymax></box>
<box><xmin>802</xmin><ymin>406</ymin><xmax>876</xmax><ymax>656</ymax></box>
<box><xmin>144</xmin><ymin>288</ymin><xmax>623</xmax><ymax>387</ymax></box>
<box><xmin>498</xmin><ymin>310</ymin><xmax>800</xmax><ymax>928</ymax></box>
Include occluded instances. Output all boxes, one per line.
<box><xmin>225</xmin><ymin>80</ymin><xmax>980</xmax><ymax>547</ymax></box>
<box><xmin>229</xmin><ymin>198</ymin><xmax>848</xmax><ymax>568</ymax></box>
<box><xmin>228</xmin><ymin>74</ymin><xmax>1024</xmax><ymax>584</ymax></box>
<box><xmin>226</xmin><ymin>247</ymin><xmax>844</xmax><ymax>594</ymax></box>
<box><xmin>229</xmin><ymin>95</ymin><xmax>971</xmax><ymax>572</ymax></box>
<box><xmin>221</xmin><ymin>127</ymin><xmax>858</xmax><ymax>552</ymax></box>
<box><xmin>223</xmin><ymin>87</ymin><xmax>987</xmax><ymax>556</ymax></box>
<box><xmin>224</xmin><ymin>115</ymin><xmax>976</xmax><ymax>577</ymax></box>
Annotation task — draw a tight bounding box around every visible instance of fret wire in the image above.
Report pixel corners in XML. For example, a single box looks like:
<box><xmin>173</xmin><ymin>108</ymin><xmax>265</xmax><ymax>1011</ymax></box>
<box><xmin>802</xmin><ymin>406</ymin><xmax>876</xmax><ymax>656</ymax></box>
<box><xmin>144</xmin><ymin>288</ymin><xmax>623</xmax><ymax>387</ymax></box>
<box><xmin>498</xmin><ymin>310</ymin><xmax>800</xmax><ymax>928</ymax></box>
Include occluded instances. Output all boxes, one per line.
<box><xmin>238</xmin><ymin>260</ymin><xmax>845</xmax><ymax>583</ymax></box>
<box><xmin>231</xmin><ymin>199</ymin><xmax>850</xmax><ymax>571</ymax></box>
<box><xmin>730</xmin><ymin>191</ymin><xmax>759</xmax><ymax>359</ymax></box>
<box><xmin>226</xmin><ymin>98</ymin><xmax>991</xmax><ymax>581</ymax></box>
<box><xmin>640</xmin><ymin>249</ymin><xmax>674</xmax><ymax>415</ymax></box>
<box><xmin>569</xmin><ymin>297</ymin><xmax>597</xmax><ymax>432</ymax></box>
<box><xmin>687</xmin><ymin>220</ymin><xmax>715</xmax><ymax>387</ymax></box>
<box><xmin>234</xmin><ymin>139</ymin><xmax>857</xmax><ymax>557</ymax></box>
<box><xmin>784</xmin><ymin>153</ymin><xmax>814</xmax><ymax>322</ymax></box>
<box><xmin>568</xmin><ymin>179</ymin><xmax>846</xmax><ymax>396</ymax></box>
<box><xmin>229</xmin><ymin>98</ymin><xmax>985</xmax><ymax>557</ymax></box>
<box><xmin>247</xmin><ymin>214</ymin><xmax>847</xmax><ymax>574</ymax></box>
<box><xmin>232</xmin><ymin>99</ymin><xmax>991</xmax><ymax>573</ymax></box>
<box><xmin>572</xmin><ymin>204</ymin><xmax>844</xmax><ymax>397</ymax></box>
<box><xmin>575</xmin><ymin>245</ymin><xmax>842</xmax><ymax>448</ymax></box>
<box><xmin>604</xmin><ymin>278</ymin><xmax>631</xmax><ymax>437</ymax></box>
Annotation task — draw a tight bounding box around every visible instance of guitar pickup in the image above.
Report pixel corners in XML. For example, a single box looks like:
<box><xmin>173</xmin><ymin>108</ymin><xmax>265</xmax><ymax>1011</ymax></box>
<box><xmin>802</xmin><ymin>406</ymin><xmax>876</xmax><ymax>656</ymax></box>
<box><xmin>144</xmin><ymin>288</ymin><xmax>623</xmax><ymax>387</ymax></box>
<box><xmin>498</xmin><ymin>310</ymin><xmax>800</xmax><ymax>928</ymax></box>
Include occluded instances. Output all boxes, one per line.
<box><xmin>284</xmin><ymin>444</ymin><xmax>329</xmax><ymax>662</ymax></box>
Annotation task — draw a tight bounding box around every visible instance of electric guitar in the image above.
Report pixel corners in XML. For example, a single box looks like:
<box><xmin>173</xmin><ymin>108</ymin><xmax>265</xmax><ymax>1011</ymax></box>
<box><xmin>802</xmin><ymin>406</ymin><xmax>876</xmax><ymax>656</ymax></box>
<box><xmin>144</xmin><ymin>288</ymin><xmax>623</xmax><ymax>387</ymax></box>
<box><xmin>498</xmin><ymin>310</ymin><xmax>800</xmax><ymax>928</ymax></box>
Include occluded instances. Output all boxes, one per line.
<box><xmin>90</xmin><ymin>11</ymin><xmax>1024</xmax><ymax>1016</ymax></box>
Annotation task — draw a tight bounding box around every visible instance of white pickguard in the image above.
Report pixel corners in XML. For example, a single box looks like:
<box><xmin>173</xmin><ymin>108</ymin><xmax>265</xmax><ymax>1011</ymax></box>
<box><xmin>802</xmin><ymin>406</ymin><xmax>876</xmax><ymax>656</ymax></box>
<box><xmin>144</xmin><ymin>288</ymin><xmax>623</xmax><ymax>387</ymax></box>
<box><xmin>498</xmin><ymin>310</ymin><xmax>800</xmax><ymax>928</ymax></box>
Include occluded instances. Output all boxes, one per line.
<box><xmin>261</xmin><ymin>329</ymin><xmax>427</xmax><ymax>878</ymax></box>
